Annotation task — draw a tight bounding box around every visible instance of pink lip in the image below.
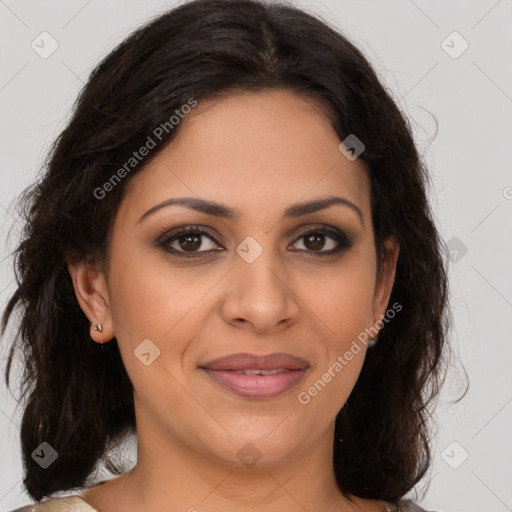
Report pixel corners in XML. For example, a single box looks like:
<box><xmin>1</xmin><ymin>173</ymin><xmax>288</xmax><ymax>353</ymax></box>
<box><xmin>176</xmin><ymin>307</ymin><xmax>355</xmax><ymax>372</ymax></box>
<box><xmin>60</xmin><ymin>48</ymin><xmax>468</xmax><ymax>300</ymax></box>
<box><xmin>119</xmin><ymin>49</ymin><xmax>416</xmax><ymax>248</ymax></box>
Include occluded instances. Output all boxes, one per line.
<box><xmin>200</xmin><ymin>352</ymin><xmax>309</xmax><ymax>371</ymax></box>
<box><xmin>201</xmin><ymin>368</ymin><xmax>308</xmax><ymax>398</ymax></box>
<box><xmin>199</xmin><ymin>352</ymin><xmax>310</xmax><ymax>398</ymax></box>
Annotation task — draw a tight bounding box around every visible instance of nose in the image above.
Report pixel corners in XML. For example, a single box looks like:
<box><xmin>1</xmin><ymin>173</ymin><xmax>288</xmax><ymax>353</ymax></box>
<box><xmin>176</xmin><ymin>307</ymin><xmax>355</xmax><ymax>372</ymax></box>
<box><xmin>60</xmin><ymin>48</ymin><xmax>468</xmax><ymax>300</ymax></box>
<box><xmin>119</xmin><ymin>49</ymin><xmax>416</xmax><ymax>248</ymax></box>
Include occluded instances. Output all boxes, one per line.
<box><xmin>221</xmin><ymin>250</ymin><xmax>300</xmax><ymax>334</ymax></box>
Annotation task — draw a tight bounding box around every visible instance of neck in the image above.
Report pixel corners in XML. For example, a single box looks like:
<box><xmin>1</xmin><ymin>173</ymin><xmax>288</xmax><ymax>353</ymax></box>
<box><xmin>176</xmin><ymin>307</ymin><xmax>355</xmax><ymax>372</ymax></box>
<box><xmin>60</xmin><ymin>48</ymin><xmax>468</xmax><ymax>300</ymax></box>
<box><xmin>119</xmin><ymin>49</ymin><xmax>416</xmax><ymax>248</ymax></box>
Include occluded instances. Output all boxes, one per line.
<box><xmin>81</xmin><ymin>399</ymin><xmax>387</xmax><ymax>512</ymax></box>
<box><xmin>134</xmin><ymin>430</ymin><xmax>339</xmax><ymax>510</ymax></box>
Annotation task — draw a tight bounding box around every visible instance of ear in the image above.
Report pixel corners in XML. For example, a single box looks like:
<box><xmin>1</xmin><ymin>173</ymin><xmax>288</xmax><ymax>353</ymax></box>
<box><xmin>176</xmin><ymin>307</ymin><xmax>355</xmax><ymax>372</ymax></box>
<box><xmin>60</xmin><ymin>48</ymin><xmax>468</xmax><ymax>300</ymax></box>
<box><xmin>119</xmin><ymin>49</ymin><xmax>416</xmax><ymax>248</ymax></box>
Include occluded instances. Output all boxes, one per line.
<box><xmin>372</xmin><ymin>236</ymin><xmax>400</xmax><ymax>327</ymax></box>
<box><xmin>67</xmin><ymin>258</ymin><xmax>114</xmax><ymax>343</ymax></box>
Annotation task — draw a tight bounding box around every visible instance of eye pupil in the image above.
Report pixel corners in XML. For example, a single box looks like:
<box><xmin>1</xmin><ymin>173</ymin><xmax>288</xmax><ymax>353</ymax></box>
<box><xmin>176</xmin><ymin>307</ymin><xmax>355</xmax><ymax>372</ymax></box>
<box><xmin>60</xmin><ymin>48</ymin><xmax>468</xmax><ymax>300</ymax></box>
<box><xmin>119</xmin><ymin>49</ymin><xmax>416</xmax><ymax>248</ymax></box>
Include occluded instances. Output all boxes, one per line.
<box><xmin>179</xmin><ymin>235</ymin><xmax>202</xmax><ymax>251</ymax></box>
<box><xmin>304</xmin><ymin>233</ymin><xmax>325</xmax><ymax>251</ymax></box>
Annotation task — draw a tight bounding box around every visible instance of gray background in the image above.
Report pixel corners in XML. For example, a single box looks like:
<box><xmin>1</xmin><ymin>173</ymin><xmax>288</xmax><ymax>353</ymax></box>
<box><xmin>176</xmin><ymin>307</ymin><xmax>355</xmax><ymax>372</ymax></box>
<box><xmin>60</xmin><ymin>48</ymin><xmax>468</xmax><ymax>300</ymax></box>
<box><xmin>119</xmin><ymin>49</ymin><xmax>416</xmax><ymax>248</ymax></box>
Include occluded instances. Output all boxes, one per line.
<box><xmin>1</xmin><ymin>1</ymin><xmax>511</xmax><ymax>511</ymax></box>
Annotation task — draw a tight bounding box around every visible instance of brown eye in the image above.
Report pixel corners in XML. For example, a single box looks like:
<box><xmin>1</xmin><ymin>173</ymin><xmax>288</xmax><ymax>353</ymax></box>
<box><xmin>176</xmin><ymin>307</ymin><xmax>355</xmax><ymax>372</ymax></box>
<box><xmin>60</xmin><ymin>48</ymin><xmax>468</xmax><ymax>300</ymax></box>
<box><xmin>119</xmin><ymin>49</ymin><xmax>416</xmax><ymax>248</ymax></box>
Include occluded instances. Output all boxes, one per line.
<box><xmin>290</xmin><ymin>227</ymin><xmax>353</xmax><ymax>255</ymax></box>
<box><xmin>303</xmin><ymin>232</ymin><xmax>327</xmax><ymax>251</ymax></box>
<box><xmin>177</xmin><ymin>234</ymin><xmax>203</xmax><ymax>252</ymax></box>
<box><xmin>156</xmin><ymin>226</ymin><xmax>222</xmax><ymax>256</ymax></box>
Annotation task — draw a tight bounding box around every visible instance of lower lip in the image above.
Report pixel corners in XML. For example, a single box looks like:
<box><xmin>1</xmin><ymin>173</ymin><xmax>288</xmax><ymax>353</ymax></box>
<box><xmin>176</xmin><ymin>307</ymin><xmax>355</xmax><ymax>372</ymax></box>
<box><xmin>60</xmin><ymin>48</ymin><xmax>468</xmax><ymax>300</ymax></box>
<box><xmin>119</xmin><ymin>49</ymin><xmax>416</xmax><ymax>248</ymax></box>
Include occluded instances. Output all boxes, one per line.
<box><xmin>200</xmin><ymin>368</ymin><xmax>308</xmax><ymax>398</ymax></box>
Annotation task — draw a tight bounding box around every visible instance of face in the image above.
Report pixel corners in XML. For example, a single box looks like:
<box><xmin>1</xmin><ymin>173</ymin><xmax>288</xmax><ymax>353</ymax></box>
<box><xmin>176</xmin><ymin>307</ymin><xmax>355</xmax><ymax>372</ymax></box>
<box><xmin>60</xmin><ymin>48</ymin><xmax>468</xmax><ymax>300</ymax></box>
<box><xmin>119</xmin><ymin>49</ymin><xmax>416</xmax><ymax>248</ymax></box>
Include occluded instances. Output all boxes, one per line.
<box><xmin>71</xmin><ymin>89</ymin><xmax>398</xmax><ymax>468</ymax></box>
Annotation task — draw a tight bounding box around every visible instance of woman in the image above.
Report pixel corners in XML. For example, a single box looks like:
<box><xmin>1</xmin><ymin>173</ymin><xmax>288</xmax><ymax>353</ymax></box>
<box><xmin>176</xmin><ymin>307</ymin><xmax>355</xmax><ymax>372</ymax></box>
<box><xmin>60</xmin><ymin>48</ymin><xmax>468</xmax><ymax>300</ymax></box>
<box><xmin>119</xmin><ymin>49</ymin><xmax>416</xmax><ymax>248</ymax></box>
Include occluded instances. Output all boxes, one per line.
<box><xmin>2</xmin><ymin>0</ymin><xmax>449</xmax><ymax>511</ymax></box>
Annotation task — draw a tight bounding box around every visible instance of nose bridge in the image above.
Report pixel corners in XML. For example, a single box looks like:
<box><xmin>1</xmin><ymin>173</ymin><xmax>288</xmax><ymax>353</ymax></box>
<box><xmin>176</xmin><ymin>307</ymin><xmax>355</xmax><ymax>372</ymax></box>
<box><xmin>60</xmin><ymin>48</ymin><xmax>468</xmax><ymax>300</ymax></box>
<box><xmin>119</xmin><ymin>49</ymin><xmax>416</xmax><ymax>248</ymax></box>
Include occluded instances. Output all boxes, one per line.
<box><xmin>221</xmin><ymin>237</ymin><xmax>298</xmax><ymax>332</ymax></box>
<box><xmin>239</xmin><ymin>250</ymin><xmax>283</xmax><ymax>298</ymax></box>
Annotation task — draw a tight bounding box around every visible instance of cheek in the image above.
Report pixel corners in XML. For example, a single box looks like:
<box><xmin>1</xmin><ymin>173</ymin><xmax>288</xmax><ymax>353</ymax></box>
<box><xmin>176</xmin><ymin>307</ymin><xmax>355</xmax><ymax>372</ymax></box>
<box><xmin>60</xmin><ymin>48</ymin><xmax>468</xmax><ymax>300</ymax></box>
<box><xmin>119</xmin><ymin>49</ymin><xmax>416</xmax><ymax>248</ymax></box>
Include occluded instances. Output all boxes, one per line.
<box><xmin>309</xmin><ymin>253</ymin><xmax>376</xmax><ymax>411</ymax></box>
<box><xmin>108</xmin><ymin>243</ymin><xmax>199</xmax><ymax>337</ymax></box>
<box><xmin>106</xmin><ymin>242</ymin><xmax>219</xmax><ymax>383</ymax></box>
<box><xmin>298</xmin><ymin>278</ymin><xmax>372</xmax><ymax>418</ymax></box>
<box><xmin>304</xmin><ymin>257</ymin><xmax>377</xmax><ymax>348</ymax></box>
<box><xmin>105</xmin><ymin>249</ymin><xmax>201</xmax><ymax>416</ymax></box>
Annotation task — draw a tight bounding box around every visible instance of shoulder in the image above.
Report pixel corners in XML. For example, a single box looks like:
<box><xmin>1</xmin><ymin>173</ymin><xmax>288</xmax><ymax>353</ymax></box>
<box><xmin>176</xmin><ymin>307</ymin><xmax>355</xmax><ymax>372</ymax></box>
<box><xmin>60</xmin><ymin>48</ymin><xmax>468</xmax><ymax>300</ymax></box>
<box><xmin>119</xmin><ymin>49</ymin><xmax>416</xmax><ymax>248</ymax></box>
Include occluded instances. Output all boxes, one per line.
<box><xmin>396</xmin><ymin>499</ymin><xmax>439</xmax><ymax>512</ymax></box>
<box><xmin>8</xmin><ymin>496</ymin><xmax>97</xmax><ymax>512</ymax></box>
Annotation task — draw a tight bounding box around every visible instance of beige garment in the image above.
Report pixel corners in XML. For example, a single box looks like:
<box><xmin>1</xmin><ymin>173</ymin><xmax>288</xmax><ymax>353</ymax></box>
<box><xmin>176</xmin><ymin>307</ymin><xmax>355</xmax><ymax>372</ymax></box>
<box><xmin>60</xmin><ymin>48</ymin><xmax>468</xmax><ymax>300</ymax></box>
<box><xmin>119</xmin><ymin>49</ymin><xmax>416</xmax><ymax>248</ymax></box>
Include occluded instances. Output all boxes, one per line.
<box><xmin>8</xmin><ymin>496</ymin><xmax>97</xmax><ymax>512</ymax></box>
<box><xmin>9</xmin><ymin>496</ymin><xmax>432</xmax><ymax>511</ymax></box>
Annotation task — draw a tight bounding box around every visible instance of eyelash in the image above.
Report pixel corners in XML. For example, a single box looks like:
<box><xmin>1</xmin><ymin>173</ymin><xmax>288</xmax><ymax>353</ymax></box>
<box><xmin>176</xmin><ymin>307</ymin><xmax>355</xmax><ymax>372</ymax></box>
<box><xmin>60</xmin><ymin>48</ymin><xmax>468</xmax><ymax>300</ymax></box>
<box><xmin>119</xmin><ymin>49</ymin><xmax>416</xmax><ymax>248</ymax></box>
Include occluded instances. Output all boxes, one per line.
<box><xmin>155</xmin><ymin>224</ymin><xmax>354</xmax><ymax>258</ymax></box>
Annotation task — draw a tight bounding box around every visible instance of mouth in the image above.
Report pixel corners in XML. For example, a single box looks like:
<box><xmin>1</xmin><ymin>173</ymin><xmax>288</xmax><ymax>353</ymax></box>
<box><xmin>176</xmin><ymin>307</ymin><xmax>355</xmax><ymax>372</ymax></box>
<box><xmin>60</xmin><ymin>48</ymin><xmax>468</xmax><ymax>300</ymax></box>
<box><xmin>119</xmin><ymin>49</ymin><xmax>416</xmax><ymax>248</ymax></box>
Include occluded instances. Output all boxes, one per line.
<box><xmin>198</xmin><ymin>352</ymin><xmax>309</xmax><ymax>399</ymax></box>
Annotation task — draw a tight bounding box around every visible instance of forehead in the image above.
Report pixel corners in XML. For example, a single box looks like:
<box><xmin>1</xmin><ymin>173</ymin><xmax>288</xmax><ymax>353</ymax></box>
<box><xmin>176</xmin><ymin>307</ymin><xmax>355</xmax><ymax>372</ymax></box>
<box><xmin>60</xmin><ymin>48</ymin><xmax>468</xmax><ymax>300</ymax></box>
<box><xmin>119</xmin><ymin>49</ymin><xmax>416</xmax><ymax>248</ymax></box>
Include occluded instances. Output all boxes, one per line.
<box><xmin>120</xmin><ymin>89</ymin><xmax>371</xmax><ymax>223</ymax></box>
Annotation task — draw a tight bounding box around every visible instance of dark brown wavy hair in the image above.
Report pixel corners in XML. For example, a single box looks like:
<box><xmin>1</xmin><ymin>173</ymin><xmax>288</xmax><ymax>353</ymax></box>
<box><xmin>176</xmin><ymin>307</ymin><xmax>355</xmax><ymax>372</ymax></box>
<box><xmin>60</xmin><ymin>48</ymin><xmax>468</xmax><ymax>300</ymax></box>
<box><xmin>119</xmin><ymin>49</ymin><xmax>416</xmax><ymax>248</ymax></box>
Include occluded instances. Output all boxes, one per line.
<box><xmin>2</xmin><ymin>0</ymin><xmax>452</xmax><ymax>503</ymax></box>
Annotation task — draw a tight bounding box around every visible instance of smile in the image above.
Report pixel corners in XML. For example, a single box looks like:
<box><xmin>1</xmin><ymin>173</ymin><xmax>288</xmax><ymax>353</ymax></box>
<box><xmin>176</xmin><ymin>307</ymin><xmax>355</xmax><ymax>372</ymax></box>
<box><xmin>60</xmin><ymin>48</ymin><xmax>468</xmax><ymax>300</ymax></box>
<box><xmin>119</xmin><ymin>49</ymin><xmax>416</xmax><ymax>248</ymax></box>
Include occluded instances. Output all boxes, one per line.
<box><xmin>200</xmin><ymin>368</ymin><xmax>308</xmax><ymax>398</ymax></box>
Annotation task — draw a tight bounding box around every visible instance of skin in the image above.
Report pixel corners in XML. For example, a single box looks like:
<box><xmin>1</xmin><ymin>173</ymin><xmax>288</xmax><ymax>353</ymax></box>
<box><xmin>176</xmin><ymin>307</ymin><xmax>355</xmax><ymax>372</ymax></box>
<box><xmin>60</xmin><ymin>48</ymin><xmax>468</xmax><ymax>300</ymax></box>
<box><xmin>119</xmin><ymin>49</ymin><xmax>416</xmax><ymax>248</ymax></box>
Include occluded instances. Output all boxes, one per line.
<box><xmin>68</xmin><ymin>89</ymin><xmax>399</xmax><ymax>512</ymax></box>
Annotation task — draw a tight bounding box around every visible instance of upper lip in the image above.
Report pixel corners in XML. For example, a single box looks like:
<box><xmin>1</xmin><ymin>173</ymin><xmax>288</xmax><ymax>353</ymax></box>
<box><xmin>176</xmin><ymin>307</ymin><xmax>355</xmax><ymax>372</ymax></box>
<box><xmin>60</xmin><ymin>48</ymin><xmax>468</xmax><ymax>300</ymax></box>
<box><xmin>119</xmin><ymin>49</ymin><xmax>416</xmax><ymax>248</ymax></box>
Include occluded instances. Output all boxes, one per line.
<box><xmin>199</xmin><ymin>352</ymin><xmax>309</xmax><ymax>371</ymax></box>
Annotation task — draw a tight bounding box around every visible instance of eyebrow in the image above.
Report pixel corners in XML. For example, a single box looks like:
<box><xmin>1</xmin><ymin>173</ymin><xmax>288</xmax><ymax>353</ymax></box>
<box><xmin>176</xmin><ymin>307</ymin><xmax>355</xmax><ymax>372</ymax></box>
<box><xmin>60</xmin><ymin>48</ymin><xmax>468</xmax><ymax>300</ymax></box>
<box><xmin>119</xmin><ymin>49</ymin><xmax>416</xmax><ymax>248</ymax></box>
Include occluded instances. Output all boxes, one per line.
<box><xmin>138</xmin><ymin>195</ymin><xmax>364</xmax><ymax>226</ymax></box>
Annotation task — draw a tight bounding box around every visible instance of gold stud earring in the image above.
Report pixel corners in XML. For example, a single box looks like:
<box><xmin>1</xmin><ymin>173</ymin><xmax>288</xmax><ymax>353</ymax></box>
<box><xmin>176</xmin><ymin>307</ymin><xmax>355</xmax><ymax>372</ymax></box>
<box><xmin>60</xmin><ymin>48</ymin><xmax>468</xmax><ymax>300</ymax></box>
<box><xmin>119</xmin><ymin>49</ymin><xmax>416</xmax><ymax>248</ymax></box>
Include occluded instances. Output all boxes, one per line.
<box><xmin>93</xmin><ymin>323</ymin><xmax>103</xmax><ymax>333</ymax></box>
